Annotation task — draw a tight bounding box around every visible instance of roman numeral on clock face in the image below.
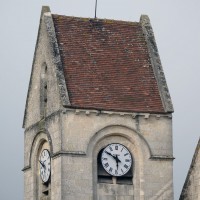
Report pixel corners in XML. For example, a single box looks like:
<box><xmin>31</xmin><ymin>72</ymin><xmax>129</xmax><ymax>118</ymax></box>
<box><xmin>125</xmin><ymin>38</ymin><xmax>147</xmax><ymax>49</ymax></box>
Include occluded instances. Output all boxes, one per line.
<box><xmin>104</xmin><ymin>163</ymin><xmax>109</xmax><ymax>168</ymax></box>
<box><xmin>109</xmin><ymin>146</ymin><xmax>113</xmax><ymax>151</ymax></box>
<box><xmin>124</xmin><ymin>164</ymin><xmax>128</xmax><ymax>169</ymax></box>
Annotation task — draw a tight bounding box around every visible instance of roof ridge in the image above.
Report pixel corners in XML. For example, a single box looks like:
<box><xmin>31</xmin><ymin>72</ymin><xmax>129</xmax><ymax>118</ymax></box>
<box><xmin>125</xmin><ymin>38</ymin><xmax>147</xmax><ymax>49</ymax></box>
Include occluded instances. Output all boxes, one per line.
<box><xmin>52</xmin><ymin>14</ymin><xmax>139</xmax><ymax>25</ymax></box>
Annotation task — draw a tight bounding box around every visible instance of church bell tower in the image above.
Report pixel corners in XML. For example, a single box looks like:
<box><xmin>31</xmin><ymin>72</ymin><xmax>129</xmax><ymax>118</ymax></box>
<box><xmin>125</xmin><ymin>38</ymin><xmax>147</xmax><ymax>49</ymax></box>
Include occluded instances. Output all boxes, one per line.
<box><xmin>23</xmin><ymin>6</ymin><xmax>174</xmax><ymax>200</ymax></box>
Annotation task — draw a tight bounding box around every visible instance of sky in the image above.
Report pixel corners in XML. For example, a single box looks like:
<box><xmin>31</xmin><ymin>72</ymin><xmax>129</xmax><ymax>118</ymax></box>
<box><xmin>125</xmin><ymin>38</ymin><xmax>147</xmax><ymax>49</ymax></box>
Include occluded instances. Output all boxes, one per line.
<box><xmin>0</xmin><ymin>1</ymin><xmax>200</xmax><ymax>199</ymax></box>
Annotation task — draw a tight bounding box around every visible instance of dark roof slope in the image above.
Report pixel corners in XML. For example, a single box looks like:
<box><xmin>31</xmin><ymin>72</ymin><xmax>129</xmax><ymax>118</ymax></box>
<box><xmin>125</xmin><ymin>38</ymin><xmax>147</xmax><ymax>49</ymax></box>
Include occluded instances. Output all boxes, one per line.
<box><xmin>52</xmin><ymin>14</ymin><xmax>165</xmax><ymax>113</ymax></box>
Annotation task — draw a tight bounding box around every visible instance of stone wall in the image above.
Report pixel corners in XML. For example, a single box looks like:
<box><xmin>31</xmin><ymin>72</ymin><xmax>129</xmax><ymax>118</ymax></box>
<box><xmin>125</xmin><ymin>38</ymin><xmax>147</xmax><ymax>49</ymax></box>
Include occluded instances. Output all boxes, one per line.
<box><xmin>23</xmin><ymin>107</ymin><xmax>174</xmax><ymax>200</ymax></box>
<box><xmin>60</xmin><ymin>109</ymin><xmax>174</xmax><ymax>200</ymax></box>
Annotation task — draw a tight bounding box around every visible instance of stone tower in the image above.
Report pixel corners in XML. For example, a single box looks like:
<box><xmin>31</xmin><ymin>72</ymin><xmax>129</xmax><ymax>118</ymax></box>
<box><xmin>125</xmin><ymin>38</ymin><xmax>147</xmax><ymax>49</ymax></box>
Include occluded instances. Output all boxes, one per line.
<box><xmin>180</xmin><ymin>139</ymin><xmax>200</xmax><ymax>200</ymax></box>
<box><xmin>23</xmin><ymin>6</ymin><xmax>174</xmax><ymax>200</ymax></box>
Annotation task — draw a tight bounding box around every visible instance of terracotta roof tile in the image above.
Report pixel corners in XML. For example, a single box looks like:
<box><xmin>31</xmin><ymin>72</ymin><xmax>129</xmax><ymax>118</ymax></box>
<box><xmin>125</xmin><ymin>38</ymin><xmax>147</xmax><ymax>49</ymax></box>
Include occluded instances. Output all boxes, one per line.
<box><xmin>52</xmin><ymin>14</ymin><xmax>165</xmax><ymax>113</ymax></box>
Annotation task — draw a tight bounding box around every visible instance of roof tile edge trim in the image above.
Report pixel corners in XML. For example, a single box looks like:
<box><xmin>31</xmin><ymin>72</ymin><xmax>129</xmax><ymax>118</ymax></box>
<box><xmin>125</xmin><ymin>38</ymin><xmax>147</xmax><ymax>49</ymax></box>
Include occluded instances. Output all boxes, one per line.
<box><xmin>44</xmin><ymin>12</ymin><xmax>71</xmax><ymax>107</ymax></box>
<box><xmin>140</xmin><ymin>15</ymin><xmax>174</xmax><ymax>113</ymax></box>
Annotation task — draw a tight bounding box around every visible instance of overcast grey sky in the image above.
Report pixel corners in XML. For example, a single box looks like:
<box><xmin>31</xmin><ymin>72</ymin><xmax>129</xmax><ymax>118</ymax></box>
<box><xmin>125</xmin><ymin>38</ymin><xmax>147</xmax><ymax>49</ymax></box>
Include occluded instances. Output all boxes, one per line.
<box><xmin>0</xmin><ymin>1</ymin><xmax>200</xmax><ymax>199</ymax></box>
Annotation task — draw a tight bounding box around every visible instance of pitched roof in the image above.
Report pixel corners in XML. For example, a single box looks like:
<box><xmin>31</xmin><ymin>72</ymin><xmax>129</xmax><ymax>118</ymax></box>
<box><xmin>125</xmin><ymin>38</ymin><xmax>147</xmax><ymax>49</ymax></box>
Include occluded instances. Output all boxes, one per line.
<box><xmin>52</xmin><ymin>14</ymin><xmax>171</xmax><ymax>113</ymax></box>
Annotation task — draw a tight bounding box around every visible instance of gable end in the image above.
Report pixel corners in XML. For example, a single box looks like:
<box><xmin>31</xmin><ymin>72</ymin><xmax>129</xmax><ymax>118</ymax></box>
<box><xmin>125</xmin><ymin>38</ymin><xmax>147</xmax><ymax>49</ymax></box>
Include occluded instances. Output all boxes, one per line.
<box><xmin>23</xmin><ymin>7</ymin><xmax>71</xmax><ymax>128</ymax></box>
<box><xmin>140</xmin><ymin>15</ymin><xmax>174</xmax><ymax>113</ymax></box>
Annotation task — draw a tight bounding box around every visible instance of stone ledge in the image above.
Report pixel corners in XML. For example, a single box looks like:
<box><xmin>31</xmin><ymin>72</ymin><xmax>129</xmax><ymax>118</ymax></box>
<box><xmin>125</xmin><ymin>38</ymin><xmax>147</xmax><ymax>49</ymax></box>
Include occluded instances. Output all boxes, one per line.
<box><xmin>150</xmin><ymin>155</ymin><xmax>175</xmax><ymax>160</ymax></box>
<box><xmin>52</xmin><ymin>150</ymin><xmax>86</xmax><ymax>159</ymax></box>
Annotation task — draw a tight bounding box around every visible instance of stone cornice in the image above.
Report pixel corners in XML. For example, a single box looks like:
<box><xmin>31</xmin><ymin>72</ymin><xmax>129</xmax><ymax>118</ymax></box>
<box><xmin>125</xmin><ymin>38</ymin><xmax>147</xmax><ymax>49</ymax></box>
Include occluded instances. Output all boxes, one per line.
<box><xmin>63</xmin><ymin>107</ymin><xmax>172</xmax><ymax>119</ymax></box>
<box><xmin>24</xmin><ymin>107</ymin><xmax>172</xmax><ymax>133</ymax></box>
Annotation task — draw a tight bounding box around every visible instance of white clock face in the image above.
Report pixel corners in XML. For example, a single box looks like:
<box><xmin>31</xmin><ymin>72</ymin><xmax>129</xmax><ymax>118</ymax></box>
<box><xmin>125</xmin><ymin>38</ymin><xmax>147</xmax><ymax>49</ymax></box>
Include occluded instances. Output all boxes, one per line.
<box><xmin>39</xmin><ymin>149</ymin><xmax>51</xmax><ymax>183</ymax></box>
<box><xmin>101</xmin><ymin>143</ymin><xmax>132</xmax><ymax>176</ymax></box>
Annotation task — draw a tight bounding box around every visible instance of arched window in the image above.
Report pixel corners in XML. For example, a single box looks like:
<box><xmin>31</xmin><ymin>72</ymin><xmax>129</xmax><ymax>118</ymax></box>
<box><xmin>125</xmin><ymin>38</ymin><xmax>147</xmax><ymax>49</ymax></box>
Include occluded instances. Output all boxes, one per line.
<box><xmin>36</xmin><ymin>140</ymin><xmax>51</xmax><ymax>200</ymax></box>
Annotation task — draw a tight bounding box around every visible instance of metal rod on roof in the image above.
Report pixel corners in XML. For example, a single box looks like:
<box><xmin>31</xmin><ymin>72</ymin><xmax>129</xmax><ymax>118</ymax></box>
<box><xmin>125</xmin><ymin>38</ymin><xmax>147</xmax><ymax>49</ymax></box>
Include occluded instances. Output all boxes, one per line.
<box><xmin>95</xmin><ymin>0</ymin><xmax>98</xmax><ymax>18</ymax></box>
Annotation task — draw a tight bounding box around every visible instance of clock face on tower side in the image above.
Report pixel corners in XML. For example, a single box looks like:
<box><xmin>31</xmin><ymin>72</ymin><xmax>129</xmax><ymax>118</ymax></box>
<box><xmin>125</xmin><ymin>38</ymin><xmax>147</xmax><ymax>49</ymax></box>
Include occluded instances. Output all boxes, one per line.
<box><xmin>39</xmin><ymin>149</ymin><xmax>51</xmax><ymax>183</ymax></box>
<box><xmin>101</xmin><ymin>143</ymin><xmax>132</xmax><ymax>176</ymax></box>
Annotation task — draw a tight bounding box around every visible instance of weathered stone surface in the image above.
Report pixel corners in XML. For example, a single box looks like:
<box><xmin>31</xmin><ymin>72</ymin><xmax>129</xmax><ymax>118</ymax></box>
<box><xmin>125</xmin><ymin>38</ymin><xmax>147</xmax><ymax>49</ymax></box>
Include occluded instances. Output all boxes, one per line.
<box><xmin>23</xmin><ymin>6</ymin><xmax>174</xmax><ymax>200</ymax></box>
<box><xmin>180</xmin><ymin>139</ymin><xmax>200</xmax><ymax>200</ymax></box>
<box><xmin>140</xmin><ymin>15</ymin><xmax>173</xmax><ymax>113</ymax></box>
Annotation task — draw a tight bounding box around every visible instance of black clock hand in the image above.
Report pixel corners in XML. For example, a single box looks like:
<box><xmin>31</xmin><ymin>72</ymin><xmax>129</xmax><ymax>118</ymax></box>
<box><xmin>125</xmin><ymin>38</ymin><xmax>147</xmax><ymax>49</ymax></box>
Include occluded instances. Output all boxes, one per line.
<box><xmin>105</xmin><ymin>151</ymin><xmax>121</xmax><ymax>162</ymax></box>
<box><xmin>116</xmin><ymin>161</ymin><xmax>119</xmax><ymax>170</ymax></box>
<box><xmin>39</xmin><ymin>160</ymin><xmax>46</xmax><ymax>169</ymax></box>
<box><xmin>105</xmin><ymin>151</ymin><xmax>123</xmax><ymax>171</ymax></box>
<box><xmin>115</xmin><ymin>155</ymin><xmax>121</xmax><ymax>163</ymax></box>
<box><xmin>105</xmin><ymin>151</ymin><xmax>120</xmax><ymax>169</ymax></box>
<box><xmin>105</xmin><ymin>151</ymin><xmax>113</xmax><ymax>157</ymax></box>
<box><xmin>115</xmin><ymin>155</ymin><xmax>121</xmax><ymax>170</ymax></box>
<box><xmin>105</xmin><ymin>151</ymin><xmax>118</xmax><ymax>161</ymax></box>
